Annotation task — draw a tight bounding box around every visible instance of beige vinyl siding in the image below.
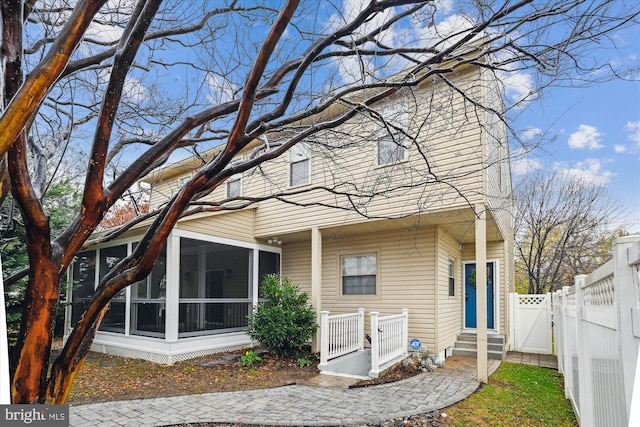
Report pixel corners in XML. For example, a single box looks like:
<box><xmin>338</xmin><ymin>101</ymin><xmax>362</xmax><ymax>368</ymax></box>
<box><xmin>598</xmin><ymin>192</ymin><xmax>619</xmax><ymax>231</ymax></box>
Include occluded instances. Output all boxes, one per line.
<box><xmin>253</xmin><ymin>76</ymin><xmax>487</xmax><ymax>237</ymax></box>
<box><xmin>462</xmin><ymin>240</ymin><xmax>508</xmax><ymax>333</ymax></box>
<box><xmin>147</xmin><ymin>67</ymin><xmax>493</xmax><ymax>241</ymax></box>
<box><xmin>435</xmin><ymin>227</ymin><xmax>463</xmax><ymax>353</ymax></box>
<box><xmin>281</xmin><ymin>239</ymin><xmax>312</xmax><ymax>296</ymax></box>
<box><xmin>175</xmin><ymin>209</ymin><xmax>256</xmax><ymax>243</ymax></box>
<box><xmin>318</xmin><ymin>226</ymin><xmax>438</xmax><ymax>351</ymax></box>
<box><xmin>482</xmin><ymin>67</ymin><xmax>513</xmax><ymax>242</ymax></box>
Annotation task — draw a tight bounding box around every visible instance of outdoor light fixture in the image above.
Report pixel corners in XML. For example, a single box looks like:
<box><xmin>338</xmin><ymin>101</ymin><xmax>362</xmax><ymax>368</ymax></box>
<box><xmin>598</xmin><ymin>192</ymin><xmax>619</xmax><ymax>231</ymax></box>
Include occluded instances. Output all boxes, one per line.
<box><xmin>268</xmin><ymin>237</ymin><xmax>282</xmax><ymax>245</ymax></box>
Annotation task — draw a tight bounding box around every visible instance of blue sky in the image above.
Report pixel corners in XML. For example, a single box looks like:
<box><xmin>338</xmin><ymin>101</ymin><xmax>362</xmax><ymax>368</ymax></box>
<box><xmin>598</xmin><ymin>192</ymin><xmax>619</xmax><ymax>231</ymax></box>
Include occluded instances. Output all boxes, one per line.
<box><xmin>510</xmin><ymin>23</ymin><xmax>640</xmax><ymax>232</ymax></box>
<box><xmin>62</xmin><ymin>0</ymin><xmax>640</xmax><ymax>233</ymax></box>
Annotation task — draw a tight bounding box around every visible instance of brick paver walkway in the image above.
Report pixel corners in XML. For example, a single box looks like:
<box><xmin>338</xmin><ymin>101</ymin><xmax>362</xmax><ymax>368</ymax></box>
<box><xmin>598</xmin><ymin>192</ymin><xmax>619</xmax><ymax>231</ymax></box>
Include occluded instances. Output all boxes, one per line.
<box><xmin>70</xmin><ymin>356</ymin><xmax>501</xmax><ymax>427</ymax></box>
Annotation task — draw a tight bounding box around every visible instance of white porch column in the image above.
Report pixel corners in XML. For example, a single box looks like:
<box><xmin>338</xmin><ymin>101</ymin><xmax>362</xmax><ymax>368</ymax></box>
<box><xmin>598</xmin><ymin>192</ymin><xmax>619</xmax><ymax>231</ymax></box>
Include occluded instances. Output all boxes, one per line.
<box><xmin>165</xmin><ymin>233</ymin><xmax>180</xmax><ymax>342</ymax></box>
<box><xmin>311</xmin><ymin>226</ymin><xmax>322</xmax><ymax>352</ymax></box>
<box><xmin>475</xmin><ymin>203</ymin><xmax>488</xmax><ymax>383</ymax></box>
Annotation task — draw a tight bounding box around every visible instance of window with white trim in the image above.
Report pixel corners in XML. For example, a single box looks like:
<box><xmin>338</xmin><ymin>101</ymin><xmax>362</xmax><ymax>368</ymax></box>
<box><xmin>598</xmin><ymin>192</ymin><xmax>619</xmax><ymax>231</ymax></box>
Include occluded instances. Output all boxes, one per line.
<box><xmin>377</xmin><ymin>104</ymin><xmax>408</xmax><ymax>165</ymax></box>
<box><xmin>289</xmin><ymin>143</ymin><xmax>310</xmax><ymax>186</ymax></box>
<box><xmin>227</xmin><ymin>173</ymin><xmax>242</xmax><ymax>198</ymax></box>
<box><xmin>448</xmin><ymin>260</ymin><xmax>455</xmax><ymax>297</ymax></box>
<box><xmin>341</xmin><ymin>254</ymin><xmax>377</xmax><ymax>295</ymax></box>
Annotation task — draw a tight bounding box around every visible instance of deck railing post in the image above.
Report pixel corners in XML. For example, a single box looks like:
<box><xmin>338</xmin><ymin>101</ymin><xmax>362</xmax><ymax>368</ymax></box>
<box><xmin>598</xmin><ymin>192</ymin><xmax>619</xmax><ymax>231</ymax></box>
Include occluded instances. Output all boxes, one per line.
<box><xmin>319</xmin><ymin>310</ymin><xmax>329</xmax><ymax>368</ymax></box>
<box><xmin>402</xmin><ymin>308</ymin><xmax>409</xmax><ymax>357</ymax></box>
<box><xmin>370</xmin><ymin>311</ymin><xmax>379</xmax><ymax>376</ymax></box>
<box><xmin>358</xmin><ymin>308</ymin><xmax>365</xmax><ymax>351</ymax></box>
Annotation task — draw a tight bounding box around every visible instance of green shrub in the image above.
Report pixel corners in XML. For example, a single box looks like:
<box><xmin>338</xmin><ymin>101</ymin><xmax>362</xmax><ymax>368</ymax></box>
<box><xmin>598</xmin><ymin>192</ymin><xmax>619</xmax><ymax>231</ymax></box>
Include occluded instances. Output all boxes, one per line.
<box><xmin>247</xmin><ymin>274</ymin><xmax>317</xmax><ymax>358</ymax></box>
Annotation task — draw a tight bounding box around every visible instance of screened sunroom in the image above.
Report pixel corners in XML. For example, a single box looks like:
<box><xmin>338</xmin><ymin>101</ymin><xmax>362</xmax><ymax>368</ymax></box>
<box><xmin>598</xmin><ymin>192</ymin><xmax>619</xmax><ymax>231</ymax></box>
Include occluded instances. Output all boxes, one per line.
<box><xmin>64</xmin><ymin>229</ymin><xmax>281</xmax><ymax>364</ymax></box>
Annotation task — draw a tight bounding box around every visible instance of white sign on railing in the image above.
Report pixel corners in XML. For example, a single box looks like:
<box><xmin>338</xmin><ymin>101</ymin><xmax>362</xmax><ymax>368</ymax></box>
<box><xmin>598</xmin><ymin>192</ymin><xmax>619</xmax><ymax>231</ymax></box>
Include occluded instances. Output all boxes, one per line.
<box><xmin>554</xmin><ymin>235</ymin><xmax>640</xmax><ymax>427</ymax></box>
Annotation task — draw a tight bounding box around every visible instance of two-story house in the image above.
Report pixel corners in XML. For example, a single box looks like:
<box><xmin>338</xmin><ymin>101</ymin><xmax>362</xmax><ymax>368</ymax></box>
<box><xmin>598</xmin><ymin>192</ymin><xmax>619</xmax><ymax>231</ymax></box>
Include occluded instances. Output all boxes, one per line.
<box><xmin>64</xmin><ymin>60</ymin><xmax>514</xmax><ymax>365</ymax></box>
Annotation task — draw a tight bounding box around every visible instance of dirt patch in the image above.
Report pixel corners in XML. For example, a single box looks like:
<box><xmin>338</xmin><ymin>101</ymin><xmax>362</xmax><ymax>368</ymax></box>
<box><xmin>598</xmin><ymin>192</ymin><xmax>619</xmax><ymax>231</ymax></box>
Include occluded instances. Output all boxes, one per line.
<box><xmin>67</xmin><ymin>350</ymin><xmax>319</xmax><ymax>406</ymax></box>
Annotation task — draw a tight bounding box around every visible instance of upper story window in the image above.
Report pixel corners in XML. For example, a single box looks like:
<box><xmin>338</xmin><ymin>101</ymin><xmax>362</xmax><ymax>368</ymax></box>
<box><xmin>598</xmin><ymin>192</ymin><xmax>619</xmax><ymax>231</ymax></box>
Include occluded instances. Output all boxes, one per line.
<box><xmin>377</xmin><ymin>104</ymin><xmax>408</xmax><ymax>165</ymax></box>
<box><xmin>341</xmin><ymin>253</ymin><xmax>377</xmax><ymax>295</ymax></box>
<box><xmin>289</xmin><ymin>143</ymin><xmax>310</xmax><ymax>186</ymax></box>
<box><xmin>227</xmin><ymin>173</ymin><xmax>242</xmax><ymax>198</ymax></box>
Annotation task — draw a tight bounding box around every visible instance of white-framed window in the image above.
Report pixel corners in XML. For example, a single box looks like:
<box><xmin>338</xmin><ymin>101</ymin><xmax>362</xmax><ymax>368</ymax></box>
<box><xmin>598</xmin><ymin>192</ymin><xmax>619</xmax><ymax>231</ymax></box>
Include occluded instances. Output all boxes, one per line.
<box><xmin>448</xmin><ymin>260</ymin><xmax>455</xmax><ymax>297</ymax></box>
<box><xmin>341</xmin><ymin>253</ymin><xmax>377</xmax><ymax>295</ymax></box>
<box><xmin>227</xmin><ymin>173</ymin><xmax>242</xmax><ymax>198</ymax></box>
<box><xmin>377</xmin><ymin>104</ymin><xmax>408</xmax><ymax>165</ymax></box>
<box><xmin>289</xmin><ymin>143</ymin><xmax>310</xmax><ymax>186</ymax></box>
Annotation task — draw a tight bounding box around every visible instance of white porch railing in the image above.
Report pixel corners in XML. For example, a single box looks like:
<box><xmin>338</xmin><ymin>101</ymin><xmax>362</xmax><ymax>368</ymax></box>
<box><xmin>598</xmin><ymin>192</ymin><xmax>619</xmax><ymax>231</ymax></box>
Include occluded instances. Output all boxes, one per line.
<box><xmin>318</xmin><ymin>308</ymin><xmax>409</xmax><ymax>377</ymax></box>
<box><xmin>318</xmin><ymin>308</ymin><xmax>364</xmax><ymax>368</ymax></box>
<box><xmin>369</xmin><ymin>309</ymin><xmax>409</xmax><ymax>377</ymax></box>
<box><xmin>553</xmin><ymin>235</ymin><xmax>640</xmax><ymax>427</ymax></box>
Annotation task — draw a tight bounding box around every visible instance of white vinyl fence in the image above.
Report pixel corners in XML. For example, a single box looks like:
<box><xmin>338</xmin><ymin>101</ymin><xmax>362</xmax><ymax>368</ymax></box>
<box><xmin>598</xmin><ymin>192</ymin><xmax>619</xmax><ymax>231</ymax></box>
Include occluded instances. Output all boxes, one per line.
<box><xmin>509</xmin><ymin>293</ymin><xmax>553</xmax><ymax>354</ymax></box>
<box><xmin>554</xmin><ymin>236</ymin><xmax>640</xmax><ymax>427</ymax></box>
<box><xmin>318</xmin><ymin>308</ymin><xmax>409</xmax><ymax>377</ymax></box>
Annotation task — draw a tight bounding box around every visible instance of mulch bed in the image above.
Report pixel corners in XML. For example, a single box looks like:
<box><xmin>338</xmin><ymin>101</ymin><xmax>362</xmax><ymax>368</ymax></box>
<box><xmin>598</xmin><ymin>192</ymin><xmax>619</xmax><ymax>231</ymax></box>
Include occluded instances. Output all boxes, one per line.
<box><xmin>349</xmin><ymin>361</ymin><xmax>421</xmax><ymax>388</ymax></box>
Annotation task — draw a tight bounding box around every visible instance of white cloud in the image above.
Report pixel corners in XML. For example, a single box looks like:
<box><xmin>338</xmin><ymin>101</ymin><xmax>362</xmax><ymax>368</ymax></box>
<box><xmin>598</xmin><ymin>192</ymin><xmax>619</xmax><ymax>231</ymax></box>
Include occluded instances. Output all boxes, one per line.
<box><xmin>414</xmin><ymin>13</ymin><xmax>476</xmax><ymax>53</ymax></box>
<box><xmin>496</xmin><ymin>69</ymin><xmax>535</xmax><ymax>108</ymax></box>
<box><xmin>206</xmin><ymin>74</ymin><xmax>237</xmax><ymax>104</ymax></box>
<box><xmin>325</xmin><ymin>0</ymin><xmax>399</xmax><ymax>84</ymax></box>
<box><xmin>122</xmin><ymin>77</ymin><xmax>147</xmax><ymax>103</ymax></box>
<box><xmin>511</xmin><ymin>157</ymin><xmax>542</xmax><ymax>175</ymax></box>
<box><xmin>625</xmin><ymin>121</ymin><xmax>640</xmax><ymax>147</ymax></box>
<box><xmin>519</xmin><ymin>127</ymin><xmax>542</xmax><ymax>142</ymax></box>
<box><xmin>568</xmin><ymin>124</ymin><xmax>603</xmax><ymax>150</ymax></box>
<box><xmin>553</xmin><ymin>159</ymin><xmax>614</xmax><ymax>186</ymax></box>
<box><xmin>614</xmin><ymin>144</ymin><xmax>627</xmax><ymax>153</ymax></box>
<box><xmin>510</xmin><ymin>147</ymin><xmax>542</xmax><ymax>175</ymax></box>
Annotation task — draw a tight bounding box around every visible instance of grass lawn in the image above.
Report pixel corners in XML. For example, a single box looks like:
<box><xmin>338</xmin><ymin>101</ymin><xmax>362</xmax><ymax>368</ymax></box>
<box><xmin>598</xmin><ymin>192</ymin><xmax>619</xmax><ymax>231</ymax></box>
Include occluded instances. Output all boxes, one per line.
<box><xmin>442</xmin><ymin>362</ymin><xmax>577</xmax><ymax>427</ymax></box>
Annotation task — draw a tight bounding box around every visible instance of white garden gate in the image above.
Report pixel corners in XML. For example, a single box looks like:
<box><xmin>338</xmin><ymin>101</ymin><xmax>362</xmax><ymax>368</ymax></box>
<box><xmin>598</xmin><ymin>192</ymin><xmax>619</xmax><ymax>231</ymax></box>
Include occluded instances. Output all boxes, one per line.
<box><xmin>509</xmin><ymin>293</ymin><xmax>553</xmax><ymax>354</ymax></box>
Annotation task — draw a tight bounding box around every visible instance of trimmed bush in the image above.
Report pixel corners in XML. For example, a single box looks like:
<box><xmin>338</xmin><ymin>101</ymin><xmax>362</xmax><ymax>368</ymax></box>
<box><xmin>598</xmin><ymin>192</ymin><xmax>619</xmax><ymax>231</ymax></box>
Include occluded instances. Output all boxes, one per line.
<box><xmin>247</xmin><ymin>274</ymin><xmax>317</xmax><ymax>358</ymax></box>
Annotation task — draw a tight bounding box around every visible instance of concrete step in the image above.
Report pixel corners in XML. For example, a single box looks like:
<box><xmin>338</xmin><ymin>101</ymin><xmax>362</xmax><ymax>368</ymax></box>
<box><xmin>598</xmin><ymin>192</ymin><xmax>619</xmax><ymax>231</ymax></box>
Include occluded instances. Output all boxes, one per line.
<box><xmin>452</xmin><ymin>334</ymin><xmax>506</xmax><ymax>360</ymax></box>
<box><xmin>452</xmin><ymin>348</ymin><xmax>504</xmax><ymax>360</ymax></box>
<box><xmin>454</xmin><ymin>341</ymin><xmax>504</xmax><ymax>352</ymax></box>
<box><xmin>456</xmin><ymin>334</ymin><xmax>505</xmax><ymax>344</ymax></box>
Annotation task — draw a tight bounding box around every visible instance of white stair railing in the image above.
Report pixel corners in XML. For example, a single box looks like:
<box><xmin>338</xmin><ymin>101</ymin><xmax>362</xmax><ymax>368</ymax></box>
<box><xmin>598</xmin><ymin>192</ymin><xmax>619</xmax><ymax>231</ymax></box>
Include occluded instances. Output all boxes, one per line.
<box><xmin>369</xmin><ymin>308</ymin><xmax>409</xmax><ymax>377</ymax></box>
<box><xmin>318</xmin><ymin>308</ymin><xmax>364</xmax><ymax>368</ymax></box>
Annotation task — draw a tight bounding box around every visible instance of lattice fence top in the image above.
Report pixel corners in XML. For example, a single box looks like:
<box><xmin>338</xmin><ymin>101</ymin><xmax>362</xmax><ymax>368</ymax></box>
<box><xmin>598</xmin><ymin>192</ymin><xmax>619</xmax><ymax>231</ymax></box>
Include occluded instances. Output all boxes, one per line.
<box><xmin>517</xmin><ymin>295</ymin><xmax>546</xmax><ymax>305</ymax></box>
<box><xmin>584</xmin><ymin>276</ymin><xmax>615</xmax><ymax>307</ymax></box>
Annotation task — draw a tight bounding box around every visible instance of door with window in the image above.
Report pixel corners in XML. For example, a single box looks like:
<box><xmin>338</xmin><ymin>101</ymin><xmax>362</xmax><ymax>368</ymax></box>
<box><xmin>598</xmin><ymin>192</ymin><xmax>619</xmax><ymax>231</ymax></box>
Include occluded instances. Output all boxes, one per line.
<box><xmin>464</xmin><ymin>262</ymin><xmax>495</xmax><ymax>329</ymax></box>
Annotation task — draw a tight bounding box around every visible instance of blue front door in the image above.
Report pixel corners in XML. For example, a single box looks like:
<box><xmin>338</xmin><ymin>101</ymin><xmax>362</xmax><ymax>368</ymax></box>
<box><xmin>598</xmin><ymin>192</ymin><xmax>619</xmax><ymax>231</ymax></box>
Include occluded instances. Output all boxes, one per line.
<box><xmin>464</xmin><ymin>262</ymin><xmax>495</xmax><ymax>329</ymax></box>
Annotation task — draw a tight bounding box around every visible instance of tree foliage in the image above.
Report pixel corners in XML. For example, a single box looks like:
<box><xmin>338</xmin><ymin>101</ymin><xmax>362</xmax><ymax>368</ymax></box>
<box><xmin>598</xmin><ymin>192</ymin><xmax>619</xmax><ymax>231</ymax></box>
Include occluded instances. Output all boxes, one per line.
<box><xmin>514</xmin><ymin>170</ymin><xmax>626</xmax><ymax>294</ymax></box>
<box><xmin>1</xmin><ymin>178</ymin><xmax>81</xmax><ymax>332</ymax></box>
<box><xmin>0</xmin><ymin>0</ymin><xmax>637</xmax><ymax>404</ymax></box>
<box><xmin>247</xmin><ymin>274</ymin><xmax>317</xmax><ymax>358</ymax></box>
